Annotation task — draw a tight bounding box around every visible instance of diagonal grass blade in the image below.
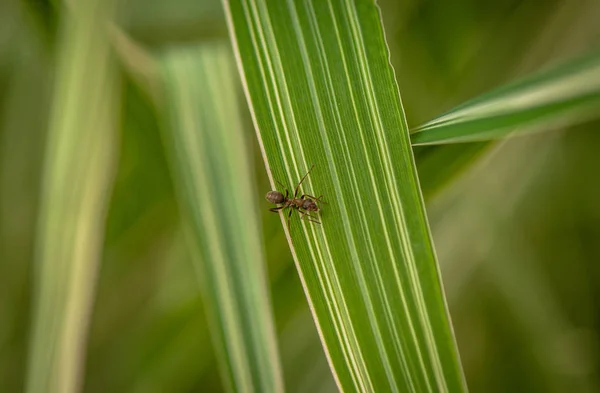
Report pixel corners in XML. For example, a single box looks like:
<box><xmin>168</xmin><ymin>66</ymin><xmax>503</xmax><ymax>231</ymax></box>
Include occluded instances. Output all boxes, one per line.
<box><xmin>160</xmin><ymin>43</ymin><xmax>284</xmax><ymax>393</ymax></box>
<box><xmin>412</xmin><ymin>51</ymin><xmax>600</xmax><ymax>145</ymax></box>
<box><xmin>26</xmin><ymin>1</ymin><xmax>121</xmax><ymax>392</ymax></box>
<box><xmin>223</xmin><ymin>0</ymin><xmax>468</xmax><ymax>392</ymax></box>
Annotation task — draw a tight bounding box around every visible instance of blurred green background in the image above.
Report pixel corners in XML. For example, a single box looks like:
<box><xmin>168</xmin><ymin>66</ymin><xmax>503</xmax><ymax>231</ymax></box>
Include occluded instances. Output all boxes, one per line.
<box><xmin>1</xmin><ymin>0</ymin><xmax>600</xmax><ymax>392</ymax></box>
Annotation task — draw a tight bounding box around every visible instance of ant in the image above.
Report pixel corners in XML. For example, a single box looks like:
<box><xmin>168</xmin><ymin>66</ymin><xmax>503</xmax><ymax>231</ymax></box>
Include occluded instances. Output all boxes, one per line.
<box><xmin>265</xmin><ymin>164</ymin><xmax>326</xmax><ymax>230</ymax></box>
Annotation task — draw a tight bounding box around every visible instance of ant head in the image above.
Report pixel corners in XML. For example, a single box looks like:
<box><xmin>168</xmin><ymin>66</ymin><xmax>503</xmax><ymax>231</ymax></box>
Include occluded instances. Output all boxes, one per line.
<box><xmin>302</xmin><ymin>199</ymin><xmax>319</xmax><ymax>212</ymax></box>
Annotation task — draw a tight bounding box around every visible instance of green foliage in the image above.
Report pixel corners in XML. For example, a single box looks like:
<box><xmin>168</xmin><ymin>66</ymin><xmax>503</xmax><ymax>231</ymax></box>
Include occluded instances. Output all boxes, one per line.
<box><xmin>160</xmin><ymin>43</ymin><xmax>283</xmax><ymax>393</ymax></box>
<box><xmin>1</xmin><ymin>0</ymin><xmax>600</xmax><ymax>392</ymax></box>
<box><xmin>25</xmin><ymin>1</ymin><xmax>120</xmax><ymax>392</ymax></box>
<box><xmin>223</xmin><ymin>0</ymin><xmax>466</xmax><ymax>391</ymax></box>
<box><xmin>412</xmin><ymin>52</ymin><xmax>600</xmax><ymax>145</ymax></box>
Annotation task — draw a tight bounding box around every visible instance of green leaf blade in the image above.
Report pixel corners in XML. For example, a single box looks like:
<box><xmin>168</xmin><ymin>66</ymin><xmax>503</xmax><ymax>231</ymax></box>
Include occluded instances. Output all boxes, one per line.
<box><xmin>224</xmin><ymin>0</ymin><xmax>467</xmax><ymax>392</ymax></box>
<box><xmin>412</xmin><ymin>51</ymin><xmax>600</xmax><ymax>145</ymax></box>
<box><xmin>26</xmin><ymin>2</ymin><xmax>121</xmax><ymax>393</ymax></box>
<box><xmin>160</xmin><ymin>43</ymin><xmax>284</xmax><ymax>393</ymax></box>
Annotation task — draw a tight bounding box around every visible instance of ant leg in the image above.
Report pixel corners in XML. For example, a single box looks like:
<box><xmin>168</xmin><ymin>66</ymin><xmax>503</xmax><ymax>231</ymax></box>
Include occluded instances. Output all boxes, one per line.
<box><xmin>300</xmin><ymin>212</ymin><xmax>321</xmax><ymax>224</ymax></box>
<box><xmin>299</xmin><ymin>209</ymin><xmax>319</xmax><ymax>219</ymax></box>
<box><xmin>299</xmin><ymin>209</ymin><xmax>321</xmax><ymax>222</ymax></box>
<box><xmin>294</xmin><ymin>164</ymin><xmax>315</xmax><ymax>197</ymax></box>
<box><xmin>305</xmin><ymin>215</ymin><xmax>321</xmax><ymax>223</ymax></box>
<box><xmin>286</xmin><ymin>208</ymin><xmax>293</xmax><ymax>230</ymax></box>
<box><xmin>301</xmin><ymin>194</ymin><xmax>327</xmax><ymax>204</ymax></box>
<box><xmin>269</xmin><ymin>206</ymin><xmax>285</xmax><ymax>213</ymax></box>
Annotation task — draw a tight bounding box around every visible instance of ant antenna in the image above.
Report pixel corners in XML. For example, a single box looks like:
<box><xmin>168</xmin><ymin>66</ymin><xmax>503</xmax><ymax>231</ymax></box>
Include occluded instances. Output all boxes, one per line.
<box><xmin>275</xmin><ymin>179</ymin><xmax>286</xmax><ymax>190</ymax></box>
<box><xmin>294</xmin><ymin>164</ymin><xmax>315</xmax><ymax>197</ymax></box>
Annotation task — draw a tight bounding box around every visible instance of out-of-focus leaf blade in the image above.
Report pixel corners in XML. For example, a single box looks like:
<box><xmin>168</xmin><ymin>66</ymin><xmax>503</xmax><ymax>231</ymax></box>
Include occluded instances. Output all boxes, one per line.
<box><xmin>412</xmin><ymin>51</ymin><xmax>600</xmax><ymax>145</ymax></box>
<box><xmin>160</xmin><ymin>43</ymin><xmax>284</xmax><ymax>393</ymax></box>
<box><xmin>223</xmin><ymin>0</ymin><xmax>467</xmax><ymax>392</ymax></box>
<box><xmin>414</xmin><ymin>143</ymin><xmax>491</xmax><ymax>200</ymax></box>
<box><xmin>26</xmin><ymin>1</ymin><xmax>121</xmax><ymax>393</ymax></box>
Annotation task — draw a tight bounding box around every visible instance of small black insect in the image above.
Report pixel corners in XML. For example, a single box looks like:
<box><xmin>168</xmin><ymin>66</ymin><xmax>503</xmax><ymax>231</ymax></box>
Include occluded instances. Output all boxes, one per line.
<box><xmin>266</xmin><ymin>164</ymin><xmax>326</xmax><ymax>229</ymax></box>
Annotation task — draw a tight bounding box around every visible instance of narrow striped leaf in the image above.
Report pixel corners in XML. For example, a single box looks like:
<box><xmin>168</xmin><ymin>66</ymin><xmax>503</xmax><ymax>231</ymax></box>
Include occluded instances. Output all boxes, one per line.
<box><xmin>223</xmin><ymin>0</ymin><xmax>467</xmax><ymax>392</ymax></box>
<box><xmin>412</xmin><ymin>51</ymin><xmax>600</xmax><ymax>145</ymax></box>
<box><xmin>26</xmin><ymin>1</ymin><xmax>120</xmax><ymax>392</ymax></box>
<box><xmin>160</xmin><ymin>43</ymin><xmax>284</xmax><ymax>393</ymax></box>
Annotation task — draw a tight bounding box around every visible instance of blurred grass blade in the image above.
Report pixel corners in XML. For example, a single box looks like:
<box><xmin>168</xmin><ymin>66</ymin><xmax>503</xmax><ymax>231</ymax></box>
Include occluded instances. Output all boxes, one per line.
<box><xmin>412</xmin><ymin>51</ymin><xmax>600</xmax><ymax>145</ymax></box>
<box><xmin>223</xmin><ymin>0</ymin><xmax>467</xmax><ymax>392</ymax></box>
<box><xmin>414</xmin><ymin>143</ymin><xmax>491</xmax><ymax>200</ymax></box>
<box><xmin>26</xmin><ymin>1</ymin><xmax>120</xmax><ymax>393</ymax></box>
<box><xmin>160</xmin><ymin>43</ymin><xmax>284</xmax><ymax>393</ymax></box>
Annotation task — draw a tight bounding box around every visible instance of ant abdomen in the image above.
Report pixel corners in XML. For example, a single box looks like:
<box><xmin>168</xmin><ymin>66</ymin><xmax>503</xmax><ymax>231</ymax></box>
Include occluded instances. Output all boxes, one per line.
<box><xmin>266</xmin><ymin>190</ymin><xmax>285</xmax><ymax>204</ymax></box>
